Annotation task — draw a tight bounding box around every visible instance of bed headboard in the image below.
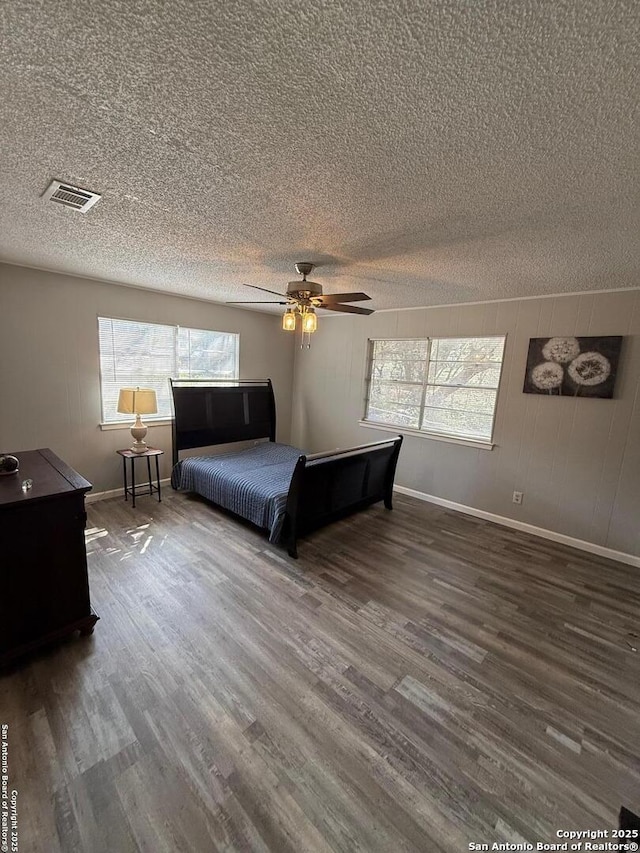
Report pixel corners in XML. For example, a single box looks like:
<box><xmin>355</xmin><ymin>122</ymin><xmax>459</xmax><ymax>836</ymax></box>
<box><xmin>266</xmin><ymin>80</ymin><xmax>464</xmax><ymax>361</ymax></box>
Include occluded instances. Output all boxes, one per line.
<box><xmin>169</xmin><ymin>379</ymin><xmax>276</xmax><ymax>465</ymax></box>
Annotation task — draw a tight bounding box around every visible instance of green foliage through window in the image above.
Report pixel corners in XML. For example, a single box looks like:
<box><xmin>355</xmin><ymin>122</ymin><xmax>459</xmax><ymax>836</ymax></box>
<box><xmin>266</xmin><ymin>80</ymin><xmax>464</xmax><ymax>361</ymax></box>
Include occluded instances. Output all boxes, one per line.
<box><xmin>365</xmin><ymin>336</ymin><xmax>506</xmax><ymax>441</ymax></box>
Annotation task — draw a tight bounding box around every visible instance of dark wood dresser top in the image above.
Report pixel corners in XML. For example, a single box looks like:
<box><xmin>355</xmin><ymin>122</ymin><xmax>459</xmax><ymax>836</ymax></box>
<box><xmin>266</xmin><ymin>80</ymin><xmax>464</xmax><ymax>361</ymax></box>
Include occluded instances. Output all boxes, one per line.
<box><xmin>0</xmin><ymin>448</ymin><xmax>92</xmax><ymax>509</ymax></box>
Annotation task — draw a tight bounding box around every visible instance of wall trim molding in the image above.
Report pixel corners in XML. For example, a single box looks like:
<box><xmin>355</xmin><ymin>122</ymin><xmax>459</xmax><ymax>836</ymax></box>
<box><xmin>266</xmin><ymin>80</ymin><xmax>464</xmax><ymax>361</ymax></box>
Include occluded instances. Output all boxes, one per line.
<box><xmin>3</xmin><ymin>260</ymin><xmax>639</xmax><ymax>318</ymax></box>
<box><xmin>339</xmin><ymin>285</ymin><xmax>640</xmax><ymax>315</ymax></box>
<box><xmin>393</xmin><ymin>485</ymin><xmax>640</xmax><ymax>568</ymax></box>
<box><xmin>86</xmin><ymin>478</ymin><xmax>171</xmax><ymax>504</ymax></box>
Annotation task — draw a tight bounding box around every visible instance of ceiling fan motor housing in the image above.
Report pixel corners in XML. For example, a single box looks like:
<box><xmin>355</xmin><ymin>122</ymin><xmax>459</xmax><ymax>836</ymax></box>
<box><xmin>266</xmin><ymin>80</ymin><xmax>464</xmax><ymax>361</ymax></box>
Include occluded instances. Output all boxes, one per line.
<box><xmin>287</xmin><ymin>279</ymin><xmax>323</xmax><ymax>298</ymax></box>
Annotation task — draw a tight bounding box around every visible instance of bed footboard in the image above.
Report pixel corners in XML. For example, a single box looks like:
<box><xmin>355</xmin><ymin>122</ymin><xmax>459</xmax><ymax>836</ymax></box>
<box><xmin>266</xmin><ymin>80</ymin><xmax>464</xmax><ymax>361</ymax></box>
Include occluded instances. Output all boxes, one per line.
<box><xmin>282</xmin><ymin>436</ymin><xmax>403</xmax><ymax>558</ymax></box>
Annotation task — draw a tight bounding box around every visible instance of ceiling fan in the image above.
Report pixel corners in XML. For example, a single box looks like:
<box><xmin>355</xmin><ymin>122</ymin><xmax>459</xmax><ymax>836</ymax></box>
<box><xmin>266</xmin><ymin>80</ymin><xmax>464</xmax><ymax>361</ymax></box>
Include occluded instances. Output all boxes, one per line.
<box><xmin>227</xmin><ymin>263</ymin><xmax>374</xmax><ymax>343</ymax></box>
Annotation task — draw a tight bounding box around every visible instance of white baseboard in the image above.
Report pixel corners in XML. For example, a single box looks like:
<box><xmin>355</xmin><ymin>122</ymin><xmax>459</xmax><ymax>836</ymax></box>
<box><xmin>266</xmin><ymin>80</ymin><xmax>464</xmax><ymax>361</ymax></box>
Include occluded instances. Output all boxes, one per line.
<box><xmin>393</xmin><ymin>485</ymin><xmax>640</xmax><ymax>568</ymax></box>
<box><xmin>86</xmin><ymin>478</ymin><xmax>171</xmax><ymax>504</ymax></box>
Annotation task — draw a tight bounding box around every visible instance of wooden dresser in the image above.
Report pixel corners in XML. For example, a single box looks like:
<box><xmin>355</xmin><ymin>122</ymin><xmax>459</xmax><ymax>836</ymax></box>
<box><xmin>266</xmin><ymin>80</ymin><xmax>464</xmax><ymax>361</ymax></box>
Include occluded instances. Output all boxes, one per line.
<box><xmin>0</xmin><ymin>448</ymin><xmax>98</xmax><ymax>666</ymax></box>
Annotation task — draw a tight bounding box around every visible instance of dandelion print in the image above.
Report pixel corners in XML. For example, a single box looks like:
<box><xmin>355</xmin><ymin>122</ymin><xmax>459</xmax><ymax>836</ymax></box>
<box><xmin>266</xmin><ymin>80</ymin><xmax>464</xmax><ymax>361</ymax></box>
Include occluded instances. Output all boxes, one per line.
<box><xmin>567</xmin><ymin>352</ymin><xmax>611</xmax><ymax>387</ymax></box>
<box><xmin>531</xmin><ymin>361</ymin><xmax>564</xmax><ymax>392</ymax></box>
<box><xmin>542</xmin><ymin>337</ymin><xmax>580</xmax><ymax>364</ymax></box>
<box><xmin>523</xmin><ymin>335</ymin><xmax>622</xmax><ymax>398</ymax></box>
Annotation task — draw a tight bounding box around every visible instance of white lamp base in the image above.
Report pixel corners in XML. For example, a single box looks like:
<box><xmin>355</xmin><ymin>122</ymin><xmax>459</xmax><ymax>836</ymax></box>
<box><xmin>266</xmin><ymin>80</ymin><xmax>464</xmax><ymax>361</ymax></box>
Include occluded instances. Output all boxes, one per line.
<box><xmin>130</xmin><ymin>416</ymin><xmax>148</xmax><ymax>453</ymax></box>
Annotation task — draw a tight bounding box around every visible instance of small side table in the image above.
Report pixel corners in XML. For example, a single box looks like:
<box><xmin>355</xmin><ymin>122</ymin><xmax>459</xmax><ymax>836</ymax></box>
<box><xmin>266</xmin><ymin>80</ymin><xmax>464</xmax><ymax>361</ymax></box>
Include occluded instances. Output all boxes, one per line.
<box><xmin>116</xmin><ymin>448</ymin><xmax>163</xmax><ymax>508</ymax></box>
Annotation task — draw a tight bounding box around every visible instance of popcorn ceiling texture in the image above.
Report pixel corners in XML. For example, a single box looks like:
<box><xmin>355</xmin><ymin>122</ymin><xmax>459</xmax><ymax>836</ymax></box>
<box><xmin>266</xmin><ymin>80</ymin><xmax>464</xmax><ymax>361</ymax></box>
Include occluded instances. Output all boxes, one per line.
<box><xmin>0</xmin><ymin>0</ymin><xmax>638</xmax><ymax>312</ymax></box>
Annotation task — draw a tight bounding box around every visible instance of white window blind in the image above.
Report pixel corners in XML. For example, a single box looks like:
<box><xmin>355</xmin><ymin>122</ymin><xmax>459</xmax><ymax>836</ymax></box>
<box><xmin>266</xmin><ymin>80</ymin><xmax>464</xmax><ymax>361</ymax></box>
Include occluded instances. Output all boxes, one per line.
<box><xmin>364</xmin><ymin>336</ymin><xmax>506</xmax><ymax>442</ymax></box>
<box><xmin>98</xmin><ymin>317</ymin><xmax>239</xmax><ymax>423</ymax></box>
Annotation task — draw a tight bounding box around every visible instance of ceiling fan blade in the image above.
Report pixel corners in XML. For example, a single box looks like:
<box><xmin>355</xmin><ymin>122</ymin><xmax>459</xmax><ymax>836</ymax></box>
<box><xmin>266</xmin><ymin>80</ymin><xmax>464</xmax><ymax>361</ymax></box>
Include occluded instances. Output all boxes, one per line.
<box><xmin>226</xmin><ymin>300</ymin><xmax>289</xmax><ymax>304</ymax></box>
<box><xmin>317</xmin><ymin>292</ymin><xmax>371</xmax><ymax>304</ymax></box>
<box><xmin>243</xmin><ymin>283</ymin><xmax>289</xmax><ymax>297</ymax></box>
<box><xmin>321</xmin><ymin>303</ymin><xmax>374</xmax><ymax>315</ymax></box>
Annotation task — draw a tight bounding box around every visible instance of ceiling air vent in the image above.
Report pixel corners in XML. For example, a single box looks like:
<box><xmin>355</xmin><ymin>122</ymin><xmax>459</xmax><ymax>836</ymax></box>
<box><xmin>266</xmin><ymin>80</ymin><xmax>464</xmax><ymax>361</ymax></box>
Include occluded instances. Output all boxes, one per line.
<box><xmin>42</xmin><ymin>179</ymin><xmax>102</xmax><ymax>213</ymax></box>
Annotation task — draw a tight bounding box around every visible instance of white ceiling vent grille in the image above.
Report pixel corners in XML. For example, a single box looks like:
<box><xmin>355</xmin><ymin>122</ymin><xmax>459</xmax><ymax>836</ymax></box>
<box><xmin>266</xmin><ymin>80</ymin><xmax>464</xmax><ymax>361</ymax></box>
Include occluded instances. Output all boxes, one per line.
<box><xmin>42</xmin><ymin>179</ymin><xmax>101</xmax><ymax>213</ymax></box>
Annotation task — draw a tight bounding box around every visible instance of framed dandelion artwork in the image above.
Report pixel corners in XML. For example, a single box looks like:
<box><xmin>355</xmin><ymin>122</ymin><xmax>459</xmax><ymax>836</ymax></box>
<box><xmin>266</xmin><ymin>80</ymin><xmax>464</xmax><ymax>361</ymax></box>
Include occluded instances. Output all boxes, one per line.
<box><xmin>523</xmin><ymin>336</ymin><xmax>622</xmax><ymax>397</ymax></box>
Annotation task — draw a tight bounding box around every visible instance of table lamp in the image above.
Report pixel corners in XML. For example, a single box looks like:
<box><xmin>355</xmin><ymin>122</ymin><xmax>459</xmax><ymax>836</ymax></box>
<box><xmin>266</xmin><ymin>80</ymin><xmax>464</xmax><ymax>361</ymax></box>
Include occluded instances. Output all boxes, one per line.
<box><xmin>117</xmin><ymin>387</ymin><xmax>158</xmax><ymax>453</ymax></box>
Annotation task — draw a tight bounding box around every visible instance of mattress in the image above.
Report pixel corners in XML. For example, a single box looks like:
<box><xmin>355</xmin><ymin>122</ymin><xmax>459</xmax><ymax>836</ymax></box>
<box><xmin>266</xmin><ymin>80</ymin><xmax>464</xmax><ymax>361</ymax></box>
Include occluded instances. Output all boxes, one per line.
<box><xmin>170</xmin><ymin>442</ymin><xmax>303</xmax><ymax>542</ymax></box>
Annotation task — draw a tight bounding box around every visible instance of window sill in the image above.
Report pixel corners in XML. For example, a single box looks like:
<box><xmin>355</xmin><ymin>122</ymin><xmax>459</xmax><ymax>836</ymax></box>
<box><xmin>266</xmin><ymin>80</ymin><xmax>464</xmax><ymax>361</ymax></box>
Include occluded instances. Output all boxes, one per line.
<box><xmin>100</xmin><ymin>418</ymin><xmax>172</xmax><ymax>431</ymax></box>
<box><xmin>358</xmin><ymin>420</ymin><xmax>495</xmax><ymax>451</ymax></box>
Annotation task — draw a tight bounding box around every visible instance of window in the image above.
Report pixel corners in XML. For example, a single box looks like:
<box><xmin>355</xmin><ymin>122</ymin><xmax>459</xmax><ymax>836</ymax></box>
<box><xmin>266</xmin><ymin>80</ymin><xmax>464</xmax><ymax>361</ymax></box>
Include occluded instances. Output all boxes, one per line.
<box><xmin>98</xmin><ymin>317</ymin><xmax>239</xmax><ymax>423</ymax></box>
<box><xmin>364</xmin><ymin>336</ymin><xmax>506</xmax><ymax>443</ymax></box>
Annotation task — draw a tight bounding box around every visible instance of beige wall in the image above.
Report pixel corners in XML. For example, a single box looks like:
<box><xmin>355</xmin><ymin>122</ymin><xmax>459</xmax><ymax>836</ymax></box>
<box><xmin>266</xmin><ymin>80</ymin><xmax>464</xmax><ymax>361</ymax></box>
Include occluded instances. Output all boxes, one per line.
<box><xmin>2</xmin><ymin>262</ymin><xmax>637</xmax><ymax>558</ymax></box>
<box><xmin>0</xmin><ymin>263</ymin><xmax>295</xmax><ymax>491</ymax></box>
<box><xmin>291</xmin><ymin>290</ymin><xmax>640</xmax><ymax>558</ymax></box>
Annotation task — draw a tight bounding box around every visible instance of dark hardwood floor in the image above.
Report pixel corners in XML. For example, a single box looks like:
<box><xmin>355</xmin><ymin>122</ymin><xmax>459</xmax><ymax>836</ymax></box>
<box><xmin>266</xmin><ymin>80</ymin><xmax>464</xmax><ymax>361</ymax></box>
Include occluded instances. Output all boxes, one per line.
<box><xmin>2</xmin><ymin>491</ymin><xmax>639</xmax><ymax>852</ymax></box>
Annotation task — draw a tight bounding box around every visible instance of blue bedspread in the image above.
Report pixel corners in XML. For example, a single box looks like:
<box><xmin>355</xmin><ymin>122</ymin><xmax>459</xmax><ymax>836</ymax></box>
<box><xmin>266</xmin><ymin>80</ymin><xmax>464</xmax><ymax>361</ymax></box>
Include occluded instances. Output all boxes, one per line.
<box><xmin>170</xmin><ymin>443</ymin><xmax>303</xmax><ymax>542</ymax></box>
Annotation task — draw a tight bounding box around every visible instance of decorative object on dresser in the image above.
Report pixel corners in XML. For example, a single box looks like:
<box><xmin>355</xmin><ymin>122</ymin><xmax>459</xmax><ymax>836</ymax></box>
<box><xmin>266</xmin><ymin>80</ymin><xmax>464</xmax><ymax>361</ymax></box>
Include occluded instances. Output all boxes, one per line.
<box><xmin>117</xmin><ymin>386</ymin><xmax>158</xmax><ymax>452</ymax></box>
<box><xmin>523</xmin><ymin>335</ymin><xmax>623</xmax><ymax>397</ymax></box>
<box><xmin>117</xmin><ymin>447</ymin><xmax>163</xmax><ymax>508</ymax></box>
<box><xmin>0</xmin><ymin>448</ymin><xmax>98</xmax><ymax>666</ymax></box>
<box><xmin>0</xmin><ymin>454</ymin><xmax>19</xmax><ymax>475</ymax></box>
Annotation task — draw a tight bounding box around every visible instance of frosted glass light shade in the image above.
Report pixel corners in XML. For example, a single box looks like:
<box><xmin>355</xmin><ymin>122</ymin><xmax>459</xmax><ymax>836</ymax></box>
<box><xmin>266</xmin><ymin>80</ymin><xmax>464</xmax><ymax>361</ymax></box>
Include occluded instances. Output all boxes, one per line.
<box><xmin>302</xmin><ymin>309</ymin><xmax>317</xmax><ymax>333</ymax></box>
<box><xmin>282</xmin><ymin>309</ymin><xmax>297</xmax><ymax>331</ymax></box>
<box><xmin>117</xmin><ymin>387</ymin><xmax>158</xmax><ymax>416</ymax></box>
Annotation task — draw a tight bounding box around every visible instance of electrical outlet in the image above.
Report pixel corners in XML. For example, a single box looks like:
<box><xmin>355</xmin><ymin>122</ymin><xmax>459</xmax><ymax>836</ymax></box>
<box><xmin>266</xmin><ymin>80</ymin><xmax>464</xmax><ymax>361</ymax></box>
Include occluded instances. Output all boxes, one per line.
<box><xmin>512</xmin><ymin>491</ymin><xmax>524</xmax><ymax>505</ymax></box>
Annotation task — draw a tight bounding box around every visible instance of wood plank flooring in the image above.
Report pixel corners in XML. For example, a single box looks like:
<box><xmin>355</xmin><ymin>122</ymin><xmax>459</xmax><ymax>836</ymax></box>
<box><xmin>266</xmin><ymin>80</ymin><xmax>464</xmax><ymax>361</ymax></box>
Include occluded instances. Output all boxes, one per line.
<box><xmin>2</xmin><ymin>491</ymin><xmax>639</xmax><ymax>852</ymax></box>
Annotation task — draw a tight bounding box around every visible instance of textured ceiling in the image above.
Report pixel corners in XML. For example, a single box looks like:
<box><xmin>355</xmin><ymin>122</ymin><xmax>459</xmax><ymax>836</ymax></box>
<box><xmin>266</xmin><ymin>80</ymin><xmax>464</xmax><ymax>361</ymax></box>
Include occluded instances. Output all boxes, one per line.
<box><xmin>1</xmin><ymin>0</ymin><xmax>639</xmax><ymax>313</ymax></box>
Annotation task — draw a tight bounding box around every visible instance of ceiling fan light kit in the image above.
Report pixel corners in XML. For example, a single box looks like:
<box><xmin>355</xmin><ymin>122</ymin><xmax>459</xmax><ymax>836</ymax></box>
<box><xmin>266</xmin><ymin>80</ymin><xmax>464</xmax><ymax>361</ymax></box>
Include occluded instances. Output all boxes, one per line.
<box><xmin>282</xmin><ymin>303</ymin><xmax>318</xmax><ymax>347</ymax></box>
<box><xmin>228</xmin><ymin>263</ymin><xmax>374</xmax><ymax>348</ymax></box>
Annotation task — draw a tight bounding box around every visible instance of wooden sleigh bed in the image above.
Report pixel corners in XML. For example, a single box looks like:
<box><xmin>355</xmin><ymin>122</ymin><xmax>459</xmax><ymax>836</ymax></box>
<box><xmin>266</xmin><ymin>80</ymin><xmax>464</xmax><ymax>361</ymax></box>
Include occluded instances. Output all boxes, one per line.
<box><xmin>169</xmin><ymin>379</ymin><xmax>402</xmax><ymax>557</ymax></box>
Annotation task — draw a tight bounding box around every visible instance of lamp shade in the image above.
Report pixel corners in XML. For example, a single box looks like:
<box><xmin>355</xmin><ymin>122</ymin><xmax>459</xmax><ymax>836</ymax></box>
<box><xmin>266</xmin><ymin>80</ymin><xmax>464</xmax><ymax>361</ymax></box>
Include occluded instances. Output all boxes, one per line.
<box><xmin>117</xmin><ymin>387</ymin><xmax>158</xmax><ymax>416</ymax></box>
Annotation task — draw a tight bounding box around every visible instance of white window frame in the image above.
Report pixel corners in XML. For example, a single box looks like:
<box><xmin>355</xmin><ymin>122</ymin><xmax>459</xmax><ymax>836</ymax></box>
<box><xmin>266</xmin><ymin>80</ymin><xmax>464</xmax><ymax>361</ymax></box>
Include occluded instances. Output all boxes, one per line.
<box><xmin>360</xmin><ymin>336</ymin><xmax>506</xmax><ymax>450</ymax></box>
<box><xmin>98</xmin><ymin>316</ymin><xmax>240</xmax><ymax>429</ymax></box>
